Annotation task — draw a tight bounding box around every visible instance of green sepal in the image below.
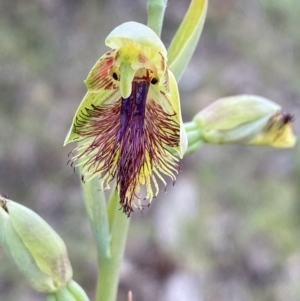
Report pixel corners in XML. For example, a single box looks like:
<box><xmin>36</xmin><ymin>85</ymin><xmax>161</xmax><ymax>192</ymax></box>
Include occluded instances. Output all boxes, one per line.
<box><xmin>168</xmin><ymin>0</ymin><xmax>208</xmax><ymax>81</ymax></box>
<box><xmin>194</xmin><ymin>95</ymin><xmax>280</xmax><ymax>131</ymax></box>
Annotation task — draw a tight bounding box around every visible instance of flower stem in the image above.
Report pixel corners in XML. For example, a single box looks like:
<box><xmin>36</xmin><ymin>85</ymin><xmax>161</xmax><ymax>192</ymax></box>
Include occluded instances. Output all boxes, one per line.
<box><xmin>147</xmin><ymin>0</ymin><xmax>168</xmax><ymax>37</ymax></box>
<box><xmin>184</xmin><ymin>121</ymin><xmax>204</xmax><ymax>155</ymax></box>
<box><xmin>95</xmin><ymin>190</ymin><xmax>130</xmax><ymax>301</ymax></box>
<box><xmin>81</xmin><ymin>177</ymin><xmax>111</xmax><ymax>261</ymax></box>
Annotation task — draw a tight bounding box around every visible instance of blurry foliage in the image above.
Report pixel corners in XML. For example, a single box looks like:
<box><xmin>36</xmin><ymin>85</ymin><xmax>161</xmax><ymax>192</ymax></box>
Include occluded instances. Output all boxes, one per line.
<box><xmin>0</xmin><ymin>0</ymin><xmax>299</xmax><ymax>300</ymax></box>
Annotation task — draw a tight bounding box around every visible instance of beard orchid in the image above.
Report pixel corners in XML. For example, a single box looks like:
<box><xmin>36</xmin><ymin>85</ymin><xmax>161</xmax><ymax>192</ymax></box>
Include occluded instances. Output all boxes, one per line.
<box><xmin>65</xmin><ymin>22</ymin><xmax>187</xmax><ymax>216</ymax></box>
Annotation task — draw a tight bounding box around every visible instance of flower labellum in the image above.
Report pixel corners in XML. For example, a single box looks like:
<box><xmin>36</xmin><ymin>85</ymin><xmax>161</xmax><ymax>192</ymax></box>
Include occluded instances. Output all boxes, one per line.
<box><xmin>65</xmin><ymin>22</ymin><xmax>187</xmax><ymax>216</ymax></box>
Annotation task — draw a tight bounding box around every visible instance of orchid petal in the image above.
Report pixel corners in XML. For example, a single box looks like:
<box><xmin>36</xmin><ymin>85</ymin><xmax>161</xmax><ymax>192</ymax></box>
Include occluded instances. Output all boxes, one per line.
<box><xmin>64</xmin><ymin>50</ymin><xmax>120</xmax><ymax>145</ymax></box>
<box><xmin>148</xmin><ymin>69</ymin><xmax>187</xmax><ymax>158</ymax></box>
<box><xmin>168</xmin><ymin>70</ymin><xmax>188</xmax><ymax>157</ymax></box>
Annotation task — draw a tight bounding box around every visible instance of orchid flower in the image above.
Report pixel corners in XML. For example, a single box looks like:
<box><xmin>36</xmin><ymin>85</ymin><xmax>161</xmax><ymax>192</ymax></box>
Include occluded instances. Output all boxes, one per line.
<box><xmin>65</xmin><ymin>22</ymin><xmax>187</xmax><ymax>216</ymax></box>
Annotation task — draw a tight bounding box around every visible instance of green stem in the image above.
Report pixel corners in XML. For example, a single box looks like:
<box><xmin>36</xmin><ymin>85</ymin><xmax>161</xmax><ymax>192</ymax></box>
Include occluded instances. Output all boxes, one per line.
<box><xmin>67</xmin><ymin>280</ymin><xmax>91</xmax><ymax>301</ymax></box>
<box><xmin>184</xmin><ymin>121</ymin><xmax>204</xmax><ymax>156</ymax></box>
<box><xmin>186</xmin><ymin>129</ymin><xmax>202</xmax><ymax>146</ymax></box>
<box><xmin>95</xmin><ymin>191</ymin><xmax>130</xmax><ymax>301</ymax></box>
<box><xmin>185</xmin><ymin>140</ymin><xmax>203</xmax><ymax>156</ymax></box>
<box><xmin>184</xmin><ymin>121</ymin><xmax>199</xmax><ymax>132</ymax></box>
<box><xmin>46</xmin><ymin>295</ymin><xmax>56</xmax><ymax>301</ymax></box>
<box><xmin>46</xmin><ymin>286</ymin><xmax>77</xmax><ymax>301</ymax></box>
<box><xmin>81</xmin><ymin>178</ymin><xmax>111</xmax><ymax>260</ymax></box>
<box><xmin>147</xmin><ymin>0</ymin><xmax>168</xmax><ymax>37</ymax></box>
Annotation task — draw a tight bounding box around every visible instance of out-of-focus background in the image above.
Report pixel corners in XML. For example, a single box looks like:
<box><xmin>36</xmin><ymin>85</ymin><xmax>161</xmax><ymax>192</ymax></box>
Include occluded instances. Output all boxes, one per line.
<box><xmin>0</xmin><ymin>0</ymin><xmax>299</xmax><ymax>300</ymax></box>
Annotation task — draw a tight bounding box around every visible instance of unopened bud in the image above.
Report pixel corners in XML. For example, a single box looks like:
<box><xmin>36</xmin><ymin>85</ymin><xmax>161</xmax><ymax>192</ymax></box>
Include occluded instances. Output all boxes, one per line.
<box><xmin>192</xmin><ymin>95</ymin><xmax>296</xmax><ymax>147</ymax></box>
<box><xmin>0</xmin><ymin>196</ymin><xmax>73</xmax><ymax>293</ymax></box>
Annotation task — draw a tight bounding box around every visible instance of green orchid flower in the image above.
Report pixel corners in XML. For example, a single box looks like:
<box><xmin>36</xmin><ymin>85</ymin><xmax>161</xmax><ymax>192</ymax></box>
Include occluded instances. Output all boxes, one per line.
<box><xmin>64</xmin><ymin>21</ymin><xmax>187</xmax><ymax>216</ymax></box>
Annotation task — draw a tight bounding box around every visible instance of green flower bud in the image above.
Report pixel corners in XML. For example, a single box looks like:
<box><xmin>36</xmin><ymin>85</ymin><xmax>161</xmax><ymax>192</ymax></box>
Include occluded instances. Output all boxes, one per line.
<box><xmin>192</xmin><ymin>95</ymin><xmax>296</xmax><ymax>147</ymax></box>
<box><xmin>0</xmin><ymin>196</ymin><xmax>73</xmax><ymax>293</ymax></box>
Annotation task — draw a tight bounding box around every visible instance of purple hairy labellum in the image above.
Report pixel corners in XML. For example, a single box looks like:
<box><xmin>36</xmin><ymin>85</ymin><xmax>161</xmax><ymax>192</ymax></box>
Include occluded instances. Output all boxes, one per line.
<box><xmin>70</xmin><ymin>81</ymin><xmax>180</xmax><ymax>216</ymax></box>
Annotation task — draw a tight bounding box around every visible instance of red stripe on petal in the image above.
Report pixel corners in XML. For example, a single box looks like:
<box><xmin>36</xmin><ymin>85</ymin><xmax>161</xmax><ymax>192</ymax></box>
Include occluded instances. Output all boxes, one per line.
<box><xmin>85</xmin><ymin>50</ymin><xmax>118</xmax><ymax>91</ymax></box>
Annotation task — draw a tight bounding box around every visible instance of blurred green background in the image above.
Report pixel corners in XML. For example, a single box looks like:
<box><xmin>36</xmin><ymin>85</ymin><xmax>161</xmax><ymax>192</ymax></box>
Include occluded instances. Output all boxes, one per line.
<box><xmin>0</xmin><ymin>0</ymin><xmax>299</xmax><ymax>300</ymax></box>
